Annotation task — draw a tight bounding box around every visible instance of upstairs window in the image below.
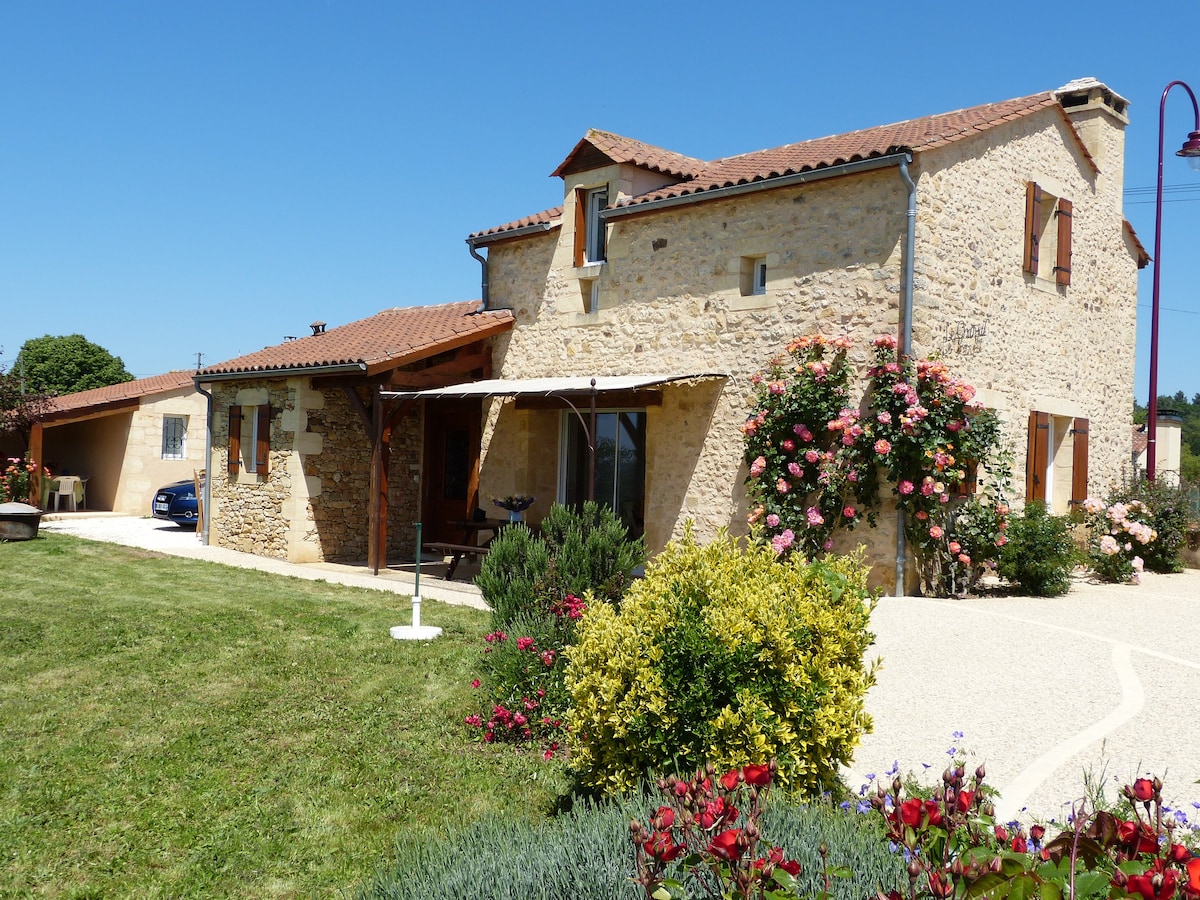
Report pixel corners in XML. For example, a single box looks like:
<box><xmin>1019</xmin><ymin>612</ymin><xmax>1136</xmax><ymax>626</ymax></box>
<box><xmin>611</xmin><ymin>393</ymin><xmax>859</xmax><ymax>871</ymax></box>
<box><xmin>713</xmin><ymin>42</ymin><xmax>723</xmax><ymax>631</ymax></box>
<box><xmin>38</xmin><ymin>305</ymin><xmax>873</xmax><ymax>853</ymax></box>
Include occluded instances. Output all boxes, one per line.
<box><xmin>1023</xmin><ymin>182</ymin><xmax>1072</xmax><ymax>286</ymax></box>
<box><xmin>573</xmin><ymin>186</ymin><xmax>608</xmax><ymax>266</ymax></box>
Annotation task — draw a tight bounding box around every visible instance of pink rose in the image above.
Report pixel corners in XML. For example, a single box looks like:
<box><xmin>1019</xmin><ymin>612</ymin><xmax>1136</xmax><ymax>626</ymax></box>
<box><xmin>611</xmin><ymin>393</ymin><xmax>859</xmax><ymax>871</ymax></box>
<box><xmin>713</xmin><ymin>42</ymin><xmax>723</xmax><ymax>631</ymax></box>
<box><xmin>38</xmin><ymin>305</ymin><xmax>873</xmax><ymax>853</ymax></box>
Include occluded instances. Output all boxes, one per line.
<box><xmin>929</xmin><ymin>525</ymin><xmax>944</xmax><ymax>539</ymax></box>
<box><xmin>899</xmin><ymin>480</ymin><xmax>914</xmax><ymax>495</ymax></box>
<box><xmin>781</xmin><ymin>439</ymin><xmax>795</xmax><ymax>452</ymax></box>
<box><xmin>766</xmin><ymin>513</ymin><xmax>780</xmax><ymax>528</ymax></box>
<box><xmin>806</xmin><ymin>506</ymin><xmax>825</xmax><ymax>526</ymax></box>
<box><xmin>749</xmin><ymin>456</ymin><xmax>766</xmax><ymax>477</ymax></box>
<box><xmin>776</xmin><ymin>478</ymin><xmax>790</xmax><ymax>494</ymax></box>
<box><xmin>843</xmin><ymin>506</ymin><xmax>856</xmax><ymax>518</ymax></box>
<box><xmin>875</xmin><ymin>439</ymin><xmax>891</xmax><ymax>455</ymax></box>
<box><xmin>805</xmin><ymin>449</ymin><xmax>820</xmax><ymax>463</ymax></box>
<box><xmin>788</xmin><ymin>462</ymin><xmax>802</xmax><ymax>477</ymax></box>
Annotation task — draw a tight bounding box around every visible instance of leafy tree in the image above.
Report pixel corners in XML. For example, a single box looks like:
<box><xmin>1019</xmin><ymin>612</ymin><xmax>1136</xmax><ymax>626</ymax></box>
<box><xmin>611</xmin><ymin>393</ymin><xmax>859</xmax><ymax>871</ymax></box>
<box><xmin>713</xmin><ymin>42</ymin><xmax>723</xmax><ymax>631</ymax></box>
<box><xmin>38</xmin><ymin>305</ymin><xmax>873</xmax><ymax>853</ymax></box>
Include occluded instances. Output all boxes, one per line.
<box><xmin>14</xmin><ymin>334</ymin><xmax>133</xmax><ymax>395</ymax></box>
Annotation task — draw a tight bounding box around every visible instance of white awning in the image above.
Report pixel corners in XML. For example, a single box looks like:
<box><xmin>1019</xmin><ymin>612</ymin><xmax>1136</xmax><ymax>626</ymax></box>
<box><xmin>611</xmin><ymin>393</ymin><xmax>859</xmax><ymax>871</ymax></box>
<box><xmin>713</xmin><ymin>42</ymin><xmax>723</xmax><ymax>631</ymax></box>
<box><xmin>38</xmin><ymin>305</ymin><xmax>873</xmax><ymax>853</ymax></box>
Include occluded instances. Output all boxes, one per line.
<box><xmin>381</xmin><ymin>373</ymin><xmax>726</xmax><ymax>401</ymax></box>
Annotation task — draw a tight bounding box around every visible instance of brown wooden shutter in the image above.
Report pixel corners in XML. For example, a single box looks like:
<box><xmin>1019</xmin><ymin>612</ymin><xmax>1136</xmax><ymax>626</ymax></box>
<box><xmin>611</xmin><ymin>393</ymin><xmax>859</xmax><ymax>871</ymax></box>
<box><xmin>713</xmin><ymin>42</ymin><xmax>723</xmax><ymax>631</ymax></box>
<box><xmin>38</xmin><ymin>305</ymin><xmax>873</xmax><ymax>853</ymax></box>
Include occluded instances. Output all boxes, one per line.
<box><xmin>1023</xmin><ymin>182</ymin><xmax>1042</xmax><ymax>275</ymax></box>
<box><xmin>573</xmin><ymin>188</ymin><xmax>587</xmax><ymax>267</ymax></box>
<box><xmin>255</xmin><ymin>405</ymin><xmax>270</xmax><ymax>475</ymax></box>
<box><xmin>1025</xmin><ymin>410</ymin><xmax>1049</xmax><ymax>502</ymax></box>
<box><xmin>228</xmin><ymin>405</ymin><xmax>243</xmax><ymax>475</ymax></box>
<box><xmin>1070</xmin><ymin>417</ymin><xmax>1089</xmax><ymax>507</ymax></box>
<box><xmin>1055</xmin><ymin>199</ymin><xmax>1072</xmax><ymax>286</ymax></box>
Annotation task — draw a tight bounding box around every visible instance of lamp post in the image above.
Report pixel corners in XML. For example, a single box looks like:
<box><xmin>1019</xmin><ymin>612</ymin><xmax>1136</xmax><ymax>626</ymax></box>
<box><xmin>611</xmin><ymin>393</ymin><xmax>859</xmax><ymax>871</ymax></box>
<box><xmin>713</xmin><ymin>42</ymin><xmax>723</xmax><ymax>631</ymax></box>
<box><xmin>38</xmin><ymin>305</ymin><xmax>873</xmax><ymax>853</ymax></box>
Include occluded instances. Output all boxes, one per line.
<box><xmin>1147</xmin><ymin>80</ymin><xmax>1200</xmax><ymax>481</ymax></box>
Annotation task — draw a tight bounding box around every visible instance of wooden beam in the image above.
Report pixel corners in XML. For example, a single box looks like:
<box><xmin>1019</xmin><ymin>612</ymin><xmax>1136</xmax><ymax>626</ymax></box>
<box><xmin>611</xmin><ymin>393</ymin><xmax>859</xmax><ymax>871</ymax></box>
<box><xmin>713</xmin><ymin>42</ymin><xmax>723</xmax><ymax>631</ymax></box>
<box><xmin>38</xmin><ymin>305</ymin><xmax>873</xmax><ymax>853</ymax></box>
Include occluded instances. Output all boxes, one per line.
<box><xmin>514</xmin><ymin>389</ymin><xmax>663</xmax><ymax>410</ymax></box>
<box><xmin>342</xmin><ymin>385</ymin><xmax>372</xmax><ymax>435</ymax></box>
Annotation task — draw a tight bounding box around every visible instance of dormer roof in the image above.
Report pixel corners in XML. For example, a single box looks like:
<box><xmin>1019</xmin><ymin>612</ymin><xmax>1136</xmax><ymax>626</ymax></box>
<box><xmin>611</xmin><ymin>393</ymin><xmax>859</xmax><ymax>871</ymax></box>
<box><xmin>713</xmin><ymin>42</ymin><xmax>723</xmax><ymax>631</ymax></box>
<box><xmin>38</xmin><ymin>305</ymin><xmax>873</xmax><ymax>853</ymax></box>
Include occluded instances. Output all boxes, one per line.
<box><xmin>549</xmin><ymin>129</ymin><xmax>706</xmax><ymax>180</ymax></box>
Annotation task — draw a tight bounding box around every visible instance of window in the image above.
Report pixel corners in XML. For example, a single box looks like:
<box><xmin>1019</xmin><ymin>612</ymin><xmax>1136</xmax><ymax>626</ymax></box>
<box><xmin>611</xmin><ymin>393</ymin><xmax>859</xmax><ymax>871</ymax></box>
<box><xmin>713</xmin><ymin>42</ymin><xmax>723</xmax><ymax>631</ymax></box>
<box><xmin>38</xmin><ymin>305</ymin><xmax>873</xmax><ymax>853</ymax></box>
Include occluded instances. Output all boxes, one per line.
<box><xmin>573</xmin><ymin>186</ymin><xmax>608</xmax><ymax>266</ymax></box>
<box><xmin>560</xmin><ymin>410</ymin><xmax>645</xmax><ymax>538</ymax></box>
<box><xmin>1023</xmin><ymin>182</ymin><xmax>1072</xmax><ymax>285</ymax></box>
<box><xmin>739</xmin><ymin>256</ymin><xmax>768</xmax><ymax>296</ymax></box>
<box><xmin>161</xmin><ymin>415</ymin><xmax>187</xmax><ymax>460</ymax></box>
<box><xmin>580</xmin><ymin>278</ymin><xmax>600</xmax><ymax>313</ymax></box>
<box><xmin>227</xmin><ymin>405</ymin><xmax>271</xmax><ymax>476</ymax></box>
<box><xmin>1026</xmin><ymin>411</ymin><xmax>1087</xmax><ymax>513</ymax></box>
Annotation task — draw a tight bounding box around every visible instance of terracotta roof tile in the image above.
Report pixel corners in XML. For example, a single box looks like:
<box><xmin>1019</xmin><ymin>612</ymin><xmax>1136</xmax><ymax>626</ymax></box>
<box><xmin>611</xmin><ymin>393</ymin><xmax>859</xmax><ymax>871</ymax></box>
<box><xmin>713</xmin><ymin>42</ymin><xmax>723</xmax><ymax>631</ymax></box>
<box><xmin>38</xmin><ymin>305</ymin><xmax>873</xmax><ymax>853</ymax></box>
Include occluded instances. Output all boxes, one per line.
<box><xmin>200</xmin><ymin>302</ymin><xmax>515</xmax><ymax>378</ymax></box>
<box><xmin>1124</xmin><ymin>220</ymin><xmax>1151</xmax><ymax>268</ymax></box>
<box><xmin>477</xmin><ymin>89</ymin><xmax>1095</xmax><ymax>237</ymax></box>
<box><xmin>45</xmin><ymin>370</ymin><xmax>196</xmax><ymax>416</ymax></box>
<box><xmin>470</xmin><ymin>206</ymin><xmax>562</xmax><ymax>240</ymax></box>
<box><xmin>550</xmin><ymin>129</ymin><xmax>707</xmax><ymax>179</ymax></box>
<box><xmin>1132</xmin><ymin>425</ymin><xmax>1148</xmax><ymax>455</ymax></box>
<box><xmin>621</xmin><ymin>93</ymin><xmax>1065</xmax><ymax>208</ymax></box>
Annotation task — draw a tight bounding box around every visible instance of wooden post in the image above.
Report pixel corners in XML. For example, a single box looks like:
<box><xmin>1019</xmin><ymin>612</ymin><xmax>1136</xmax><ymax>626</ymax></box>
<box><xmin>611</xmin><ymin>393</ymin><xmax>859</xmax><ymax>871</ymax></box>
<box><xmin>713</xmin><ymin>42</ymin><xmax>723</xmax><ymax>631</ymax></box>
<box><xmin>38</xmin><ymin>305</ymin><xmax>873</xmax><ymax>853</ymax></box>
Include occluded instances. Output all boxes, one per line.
<box><xmin>28</xmin><ymin>421</ymin><xmax>44</xmax><ymax>507</ymax></box>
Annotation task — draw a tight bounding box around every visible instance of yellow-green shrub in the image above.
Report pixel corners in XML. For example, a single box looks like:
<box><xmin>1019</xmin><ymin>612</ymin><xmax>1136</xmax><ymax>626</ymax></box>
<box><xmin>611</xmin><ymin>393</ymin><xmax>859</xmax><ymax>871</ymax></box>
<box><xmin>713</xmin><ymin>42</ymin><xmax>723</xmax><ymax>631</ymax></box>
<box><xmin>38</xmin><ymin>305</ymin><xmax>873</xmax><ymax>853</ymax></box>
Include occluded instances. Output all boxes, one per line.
<box><xmin>565</xmin><ymin>528</ymin><xmax>879</xmax><ymax>797</ymax></box>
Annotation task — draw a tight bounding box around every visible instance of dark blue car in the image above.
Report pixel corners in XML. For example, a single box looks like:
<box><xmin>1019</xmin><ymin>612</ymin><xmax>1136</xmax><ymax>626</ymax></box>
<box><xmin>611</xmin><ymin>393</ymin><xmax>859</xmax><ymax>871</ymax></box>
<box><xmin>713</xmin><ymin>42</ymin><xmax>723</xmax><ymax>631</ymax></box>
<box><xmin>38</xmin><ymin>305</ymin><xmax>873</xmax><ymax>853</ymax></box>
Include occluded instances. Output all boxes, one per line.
<box><xmin>152</xmin><ymin>479</ymin><xmax>199</xmax><ymax>527</ymax></box>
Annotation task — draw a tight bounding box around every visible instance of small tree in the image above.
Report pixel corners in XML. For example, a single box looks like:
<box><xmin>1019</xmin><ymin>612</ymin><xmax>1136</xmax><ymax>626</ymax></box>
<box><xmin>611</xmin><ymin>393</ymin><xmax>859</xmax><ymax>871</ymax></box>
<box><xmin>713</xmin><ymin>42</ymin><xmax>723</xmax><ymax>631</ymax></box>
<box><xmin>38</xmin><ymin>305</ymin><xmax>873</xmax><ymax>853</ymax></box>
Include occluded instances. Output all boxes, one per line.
<box><xmin>0</xmin><ymin>362</ymin><xmax>52</xmax><ymax>455</ymax></box>
<box><xmin>14</xmin><ymin>334</ymin><xmax>133</xmax><ymax>395</ymax></box>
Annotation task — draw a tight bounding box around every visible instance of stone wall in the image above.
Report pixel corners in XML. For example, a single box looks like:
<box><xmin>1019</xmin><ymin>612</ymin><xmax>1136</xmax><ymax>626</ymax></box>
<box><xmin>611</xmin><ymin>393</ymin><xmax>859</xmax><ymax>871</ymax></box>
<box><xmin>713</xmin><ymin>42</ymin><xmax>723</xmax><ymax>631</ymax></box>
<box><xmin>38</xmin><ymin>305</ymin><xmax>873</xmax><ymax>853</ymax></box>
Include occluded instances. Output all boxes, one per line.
<box><xmin>481</xmin><ymin>105</ymin><xmax>1138</xmax><ymax>591</ymax></box>
<box><xmin>209</xmin><ymin>378</ymin><xmax>422</xmax><ymax>563</ymax></box>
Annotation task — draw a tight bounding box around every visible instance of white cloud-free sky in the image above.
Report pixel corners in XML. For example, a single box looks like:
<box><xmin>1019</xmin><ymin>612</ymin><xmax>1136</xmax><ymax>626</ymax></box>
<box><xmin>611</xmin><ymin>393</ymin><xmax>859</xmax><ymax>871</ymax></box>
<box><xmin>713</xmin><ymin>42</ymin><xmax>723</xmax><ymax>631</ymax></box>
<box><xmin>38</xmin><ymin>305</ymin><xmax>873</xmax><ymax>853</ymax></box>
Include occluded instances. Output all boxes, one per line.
<box><xmin>3</xmin><ymin>0</ymin><xmax>1199</xmax><ymax>402</ymax></box>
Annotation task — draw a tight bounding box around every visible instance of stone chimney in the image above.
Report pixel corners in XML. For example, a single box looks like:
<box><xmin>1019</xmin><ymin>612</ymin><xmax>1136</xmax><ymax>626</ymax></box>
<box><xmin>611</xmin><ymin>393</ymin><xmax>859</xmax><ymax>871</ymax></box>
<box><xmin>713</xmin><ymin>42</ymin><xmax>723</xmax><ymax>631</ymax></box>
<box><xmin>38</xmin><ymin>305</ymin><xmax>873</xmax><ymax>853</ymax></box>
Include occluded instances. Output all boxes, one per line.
<box><xmin>1055</xmin><ymin>77</ymin><xmax>1130</xmax><ymax>209</ymax></box>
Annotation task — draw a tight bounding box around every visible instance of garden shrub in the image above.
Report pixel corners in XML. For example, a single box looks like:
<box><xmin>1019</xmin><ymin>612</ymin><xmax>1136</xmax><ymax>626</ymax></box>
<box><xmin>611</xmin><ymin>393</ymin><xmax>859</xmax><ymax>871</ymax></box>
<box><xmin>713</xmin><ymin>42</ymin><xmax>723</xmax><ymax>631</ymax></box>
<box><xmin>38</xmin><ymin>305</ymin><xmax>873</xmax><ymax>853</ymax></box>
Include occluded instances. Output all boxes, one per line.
<box><xmin>565</xmin><ymin>528</ymin><xmax>878</xmax><ymax>797</ymax></box>
<box><xmin>1081</xmin><ymin>496</ymin><xmax>1158</xmax><ymax>584</ymax></box>
<box><xmin>538</xmin><ymin>500</ymin><xmax>645</xmax><ymax>609</ymax></box>
<box><xmin>470</xmin><ymin>503</ymin><xmax>642</xmax><ymax>753</ymax></box>
<box><xmin>356</xmin><ymin>790</ymin><xmax>902</xmax><ymax>900</ymax></box>
<box><xmin>474</xmin><ymin>523</ymin><xmax>552</xmax><ymax>628</ymax></box>
<box><xmin>1107</xmin><ymin>476</ymin><xmax>1189</xmax><ymax>573</ymax></box>
<box><xmin>996</xmin><ymin>500</ymin><xmax>1076</xmax><ymax>596</ymax></box>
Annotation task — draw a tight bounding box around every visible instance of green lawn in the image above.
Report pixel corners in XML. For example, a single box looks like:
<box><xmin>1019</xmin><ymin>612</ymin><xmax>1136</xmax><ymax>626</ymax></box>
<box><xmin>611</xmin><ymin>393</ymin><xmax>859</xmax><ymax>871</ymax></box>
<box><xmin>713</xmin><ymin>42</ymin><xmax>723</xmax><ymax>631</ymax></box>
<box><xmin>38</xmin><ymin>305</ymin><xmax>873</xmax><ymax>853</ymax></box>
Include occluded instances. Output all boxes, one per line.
<box><xmin>0</xmin><ymin>534</ymin><xmax>566</xmax><ymax>899</ymax></box>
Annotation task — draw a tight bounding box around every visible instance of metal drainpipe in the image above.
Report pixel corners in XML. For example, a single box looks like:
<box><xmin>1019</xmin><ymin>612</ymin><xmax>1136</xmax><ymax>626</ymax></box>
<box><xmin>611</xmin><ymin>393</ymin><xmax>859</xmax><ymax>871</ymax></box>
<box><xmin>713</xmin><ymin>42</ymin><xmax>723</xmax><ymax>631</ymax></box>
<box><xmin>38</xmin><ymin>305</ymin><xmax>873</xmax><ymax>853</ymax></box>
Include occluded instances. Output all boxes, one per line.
<box><xmin>194</xmin><ymin>379</ymin><xmax>214</xmax><ymax>546</ymax></box>
<box><xmin>469</xmin><ymin>242</ymin><xmax>489</xmax><ymax>312</ymax></box>
<box><xmin>895</xmin><ymin>155</ymin><xmax>917</xmax><ymax>597</ymax></box>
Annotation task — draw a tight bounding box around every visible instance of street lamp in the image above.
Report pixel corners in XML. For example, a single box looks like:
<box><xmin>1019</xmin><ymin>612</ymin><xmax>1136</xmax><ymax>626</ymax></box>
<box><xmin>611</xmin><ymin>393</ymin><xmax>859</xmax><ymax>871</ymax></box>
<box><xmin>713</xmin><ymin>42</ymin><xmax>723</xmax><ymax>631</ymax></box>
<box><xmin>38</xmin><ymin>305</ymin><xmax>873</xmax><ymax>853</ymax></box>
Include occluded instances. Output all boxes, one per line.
<box><xmin>1147</xmin><ymin>80</ymin><xmax>1200</xmax><ymax>481</ymax></box>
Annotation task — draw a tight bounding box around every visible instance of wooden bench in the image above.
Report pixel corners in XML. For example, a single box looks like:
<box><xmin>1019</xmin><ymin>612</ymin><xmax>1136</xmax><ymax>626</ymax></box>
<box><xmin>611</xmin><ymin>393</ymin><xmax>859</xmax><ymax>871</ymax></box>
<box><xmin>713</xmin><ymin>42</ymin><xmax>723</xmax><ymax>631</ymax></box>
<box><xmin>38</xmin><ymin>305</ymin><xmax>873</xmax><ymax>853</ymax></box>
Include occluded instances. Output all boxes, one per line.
<box><xmin>423</xmin><ymin>542</ymin><xmax>490</xmax><ymax>581</ymax></box>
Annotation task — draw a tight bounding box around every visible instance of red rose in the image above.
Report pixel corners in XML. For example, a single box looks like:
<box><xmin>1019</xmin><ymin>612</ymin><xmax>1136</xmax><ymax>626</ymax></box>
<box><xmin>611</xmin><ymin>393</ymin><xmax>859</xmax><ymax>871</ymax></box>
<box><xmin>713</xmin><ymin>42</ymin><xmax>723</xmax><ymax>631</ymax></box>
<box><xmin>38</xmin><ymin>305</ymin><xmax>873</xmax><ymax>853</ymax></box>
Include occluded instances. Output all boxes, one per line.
<box><xmin>780</xmin><ymin>859</ymin><xmax>801</xmax><ymax>877</ymax></box>
<box><xmin>1030</xmin><ymin>824</ymin><xmax>1045</xmax><ymax>842</ymax></box>
<box><xmin>899</xmin><ymin>798</ymin><xmax>923</xmax><ymax>827</ymax></box>
<box><xmin>652</xmin><ymin>806</ymin><xmax>674</xmax><ymax>830</ymax></box>
<box><xmin>956</xmin><ymin>790</ymin><xmax>974</xmax><ymax>813</ymax></box>
<box><xmin>644</xmin><ymin>830</ymin><xmax>683</xmax><ymax>862</ymax></box>
<box><xmin>1118</xmin><ymin>820</ymin><xmax>1160</xmax><ymax>856</ymax></box>
<box><xmin>994</xmin><ymin>825</ymin><xmax>1009</xmax><ymax>842</ymax></box>
<box><xmin>1186</xmin><ymin>858</ymin><xmax>1200</xmax><ymax>894</ymax></box>
<box><xmin>1169</xmin><ymin>844</ymin><xmax>1190</xmax><ymax>864</ymax></box>
<box><xmin>720</xmin><ymin>769</ymin><xmax>741</xmax><ymax>792</ymax></box>
<box><xmin>924</xmin><ymin>800</ymin><xmax>944</xmax><ymax>827</ymax></box>
<box><xmin>709</xmin><ymin>828</ymin><xmax>744</xmax><ymax>861</ymax></box>
<box><xmin>743</xmin><ymin>764</ymin><xmax>771</xmax><ymax>787</ymax></box>
<box><xmin>1011</xmin><ymin>836</ymin><xmax>1028</xmax><ymax>853</ymax></box>
<box><xmin>1133</xmin><ymin>778</ymin><xmax>1156</xmax><ymax>802</ymax></box>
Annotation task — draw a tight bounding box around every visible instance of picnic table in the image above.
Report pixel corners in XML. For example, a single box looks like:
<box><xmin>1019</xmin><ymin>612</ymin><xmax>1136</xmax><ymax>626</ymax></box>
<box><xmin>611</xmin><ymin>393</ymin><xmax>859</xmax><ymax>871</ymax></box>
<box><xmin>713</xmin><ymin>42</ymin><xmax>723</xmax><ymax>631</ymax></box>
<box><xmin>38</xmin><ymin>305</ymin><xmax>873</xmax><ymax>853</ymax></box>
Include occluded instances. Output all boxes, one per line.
<box><xmin>423</xmin><ymin>518</ymin><xmax>509</xmax><ymax>580</ymax></box>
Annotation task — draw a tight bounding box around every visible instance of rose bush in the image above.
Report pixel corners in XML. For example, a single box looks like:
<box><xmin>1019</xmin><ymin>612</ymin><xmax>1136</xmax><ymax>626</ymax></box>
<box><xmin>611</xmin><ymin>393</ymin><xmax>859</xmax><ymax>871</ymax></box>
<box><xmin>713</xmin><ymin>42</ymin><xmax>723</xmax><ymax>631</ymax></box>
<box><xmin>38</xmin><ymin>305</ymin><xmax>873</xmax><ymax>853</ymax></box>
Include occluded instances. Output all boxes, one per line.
<box><xmin>743</xmin><ymin>334</ymin><xmax>1012</xmax><ymax>597</ymax></box>
<box><xmin>742</xmin><ymin>335</ymin><xmax>878</xmax><ymax>560</ymax></box>
<box><xmin>631</xmin><ymin>762</ymin><xmax>810</xmax><ymax>900</ymax></box>
<box><xmin>1081</xmin><ymin>497</ymin><xmax>1158</xmax><ymax>584</ymax></box>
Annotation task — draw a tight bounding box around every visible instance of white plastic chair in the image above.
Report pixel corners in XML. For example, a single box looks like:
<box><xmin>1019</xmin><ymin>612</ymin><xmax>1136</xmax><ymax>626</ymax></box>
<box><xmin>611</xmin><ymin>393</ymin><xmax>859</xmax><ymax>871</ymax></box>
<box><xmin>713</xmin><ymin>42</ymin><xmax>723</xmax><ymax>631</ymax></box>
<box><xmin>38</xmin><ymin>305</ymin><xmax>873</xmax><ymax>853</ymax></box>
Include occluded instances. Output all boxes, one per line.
<box><xmin>53</xmin><ymin>476</ymin><xmax>80</xmax><ymax>512</ymax></box>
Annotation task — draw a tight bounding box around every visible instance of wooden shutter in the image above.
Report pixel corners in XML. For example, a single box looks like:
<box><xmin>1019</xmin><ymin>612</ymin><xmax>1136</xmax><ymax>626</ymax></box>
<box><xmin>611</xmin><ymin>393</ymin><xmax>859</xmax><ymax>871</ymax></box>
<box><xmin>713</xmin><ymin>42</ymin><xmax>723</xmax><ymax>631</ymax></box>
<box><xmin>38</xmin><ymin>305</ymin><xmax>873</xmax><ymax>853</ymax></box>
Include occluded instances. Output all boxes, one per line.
<box><xmin>1055</xmin><ymin>199</ymin><xmax>1072</xmax><ymax>286</ymax></box>
<box><xmin>1025</xmin><ymin>410</ymin><xmax>1049</xmax><ymax>502</ymax></box>
<box><xmin>255</xmin><ymin>405</ymin><xmax>270</xmax><ymax>475</ymax></box>
<box><xmin>1070</xmin><ymin>417</ymin><xmax>1089</xmax><ymax>507</ymax></box>
<box><xmin>227</xmin><ymin>405</ymin><xmax>243</xmax><ymax>475</ymax></box>
<box><xmin>1023</xmin><ymin>182</ymin><xmax>1042</xmax><ymax>275</ymax></box>
<box><xmin>573</xmin><ymin>188</ymin><xmax>587</xmax><ymax>267</ymax></box>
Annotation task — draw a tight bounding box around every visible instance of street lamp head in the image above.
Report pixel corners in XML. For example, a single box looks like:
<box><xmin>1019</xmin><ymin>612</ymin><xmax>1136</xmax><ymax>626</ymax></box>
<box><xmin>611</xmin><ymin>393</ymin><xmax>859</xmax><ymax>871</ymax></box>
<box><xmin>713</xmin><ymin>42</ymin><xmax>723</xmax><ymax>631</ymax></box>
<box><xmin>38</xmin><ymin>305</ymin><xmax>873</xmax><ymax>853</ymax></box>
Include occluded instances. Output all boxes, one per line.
<box><xmin>1178</xmin><ymin>131</ymin><xmax>1200</xmax><ymax>170</ymax></box>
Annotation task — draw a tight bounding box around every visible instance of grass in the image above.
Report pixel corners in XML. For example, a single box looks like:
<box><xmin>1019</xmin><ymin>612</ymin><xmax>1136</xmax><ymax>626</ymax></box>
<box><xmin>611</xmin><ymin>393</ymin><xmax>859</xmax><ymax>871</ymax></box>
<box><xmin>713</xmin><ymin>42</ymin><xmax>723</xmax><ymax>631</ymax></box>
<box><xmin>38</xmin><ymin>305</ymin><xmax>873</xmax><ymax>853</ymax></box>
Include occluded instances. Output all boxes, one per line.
<box><xmin>0</xmin><ymin>533</ymin><xmax>568</xmax><ymax>899</ymax></box>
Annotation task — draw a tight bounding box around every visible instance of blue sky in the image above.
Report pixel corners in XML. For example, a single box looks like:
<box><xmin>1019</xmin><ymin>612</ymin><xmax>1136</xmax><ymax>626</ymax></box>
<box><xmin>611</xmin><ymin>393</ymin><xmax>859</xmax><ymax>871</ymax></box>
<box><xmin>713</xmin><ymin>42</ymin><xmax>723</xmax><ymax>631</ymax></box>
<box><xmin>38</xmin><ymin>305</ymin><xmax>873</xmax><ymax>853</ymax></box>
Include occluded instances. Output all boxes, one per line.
<box><xmin>3</xmin><ymin>1</ymin><xmax>1199</xmax><ymax>403</ymax></box>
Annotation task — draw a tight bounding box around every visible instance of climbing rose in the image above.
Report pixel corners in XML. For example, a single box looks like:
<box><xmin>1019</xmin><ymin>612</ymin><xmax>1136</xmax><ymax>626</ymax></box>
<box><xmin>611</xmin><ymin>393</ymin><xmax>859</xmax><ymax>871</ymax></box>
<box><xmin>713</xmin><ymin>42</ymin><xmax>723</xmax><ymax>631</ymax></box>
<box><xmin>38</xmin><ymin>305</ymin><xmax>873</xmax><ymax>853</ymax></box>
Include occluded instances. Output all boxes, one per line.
<box><xmin>929</xmin><ymin>525</ymin><xmax>944</xmax><ymax>539</ymax></box>
<box><xmin>875</xmin><ymin>439</ymin><xmax>891</xmax><ymax>455</ymax></box>
<box><xmin>899</xmin><ymin>480</ymin><xmax>914</xmax><ymax>495</ymax></box>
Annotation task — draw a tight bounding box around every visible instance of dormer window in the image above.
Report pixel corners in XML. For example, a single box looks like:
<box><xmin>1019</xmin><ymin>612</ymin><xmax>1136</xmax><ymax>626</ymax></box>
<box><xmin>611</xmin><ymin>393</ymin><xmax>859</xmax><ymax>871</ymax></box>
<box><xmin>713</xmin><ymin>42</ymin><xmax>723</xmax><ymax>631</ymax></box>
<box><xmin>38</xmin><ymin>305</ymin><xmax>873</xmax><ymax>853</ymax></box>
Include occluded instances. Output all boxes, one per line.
<box><xmin>574</xmin><ymin>186</ymin><xmax>608</xmax><ymax>266</ymax></box>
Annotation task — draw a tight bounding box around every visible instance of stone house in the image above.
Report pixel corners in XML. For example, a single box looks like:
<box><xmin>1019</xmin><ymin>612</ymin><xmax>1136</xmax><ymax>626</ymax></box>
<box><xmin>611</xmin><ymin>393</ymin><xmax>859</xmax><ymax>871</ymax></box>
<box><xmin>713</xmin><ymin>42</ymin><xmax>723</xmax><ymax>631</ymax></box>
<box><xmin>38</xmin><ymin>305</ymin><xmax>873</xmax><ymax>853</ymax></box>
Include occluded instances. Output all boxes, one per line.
<box><xmin>195</xmin><ymin>303</ymin><xmax>513</xmax><ymax>565</ymax></box>
<box><xmin>23</xmin><ymin>371</ymin><xmax>206</xmax><ymax>514</ymax></box>
<box><xmin>197</xmin><ymin>78</ymin><xmax>1148</xmax><ymax>591</ymax></box>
